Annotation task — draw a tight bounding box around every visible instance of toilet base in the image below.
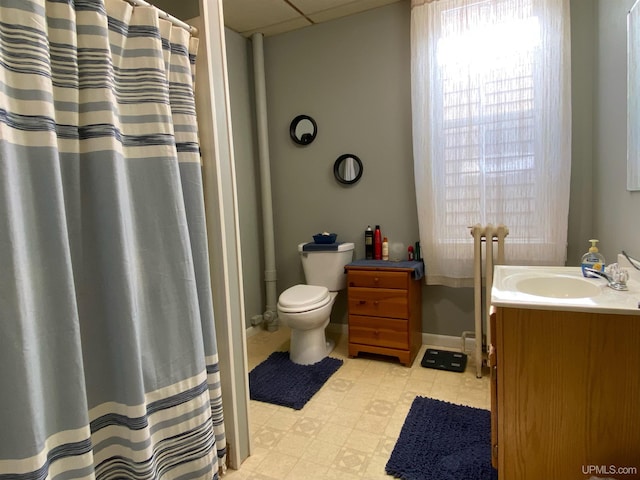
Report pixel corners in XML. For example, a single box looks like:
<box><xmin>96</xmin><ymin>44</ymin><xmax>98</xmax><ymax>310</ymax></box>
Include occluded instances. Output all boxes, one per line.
<box><xmin>326</xmin><ymin>338</ymin><xmax>335</xmax><ymax>354</ymax></box>
<box><xmin>290</xmin><ymin>323</ymin><xmax>334</xmax><ymax>365</ymax></box>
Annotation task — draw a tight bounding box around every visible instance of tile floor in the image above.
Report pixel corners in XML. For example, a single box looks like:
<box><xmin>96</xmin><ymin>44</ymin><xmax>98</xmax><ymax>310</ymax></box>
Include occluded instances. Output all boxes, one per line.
<box><xmin>224</xmin><ymin>326</ymin><xmax>491</xmax><ymax>480</ymax></box>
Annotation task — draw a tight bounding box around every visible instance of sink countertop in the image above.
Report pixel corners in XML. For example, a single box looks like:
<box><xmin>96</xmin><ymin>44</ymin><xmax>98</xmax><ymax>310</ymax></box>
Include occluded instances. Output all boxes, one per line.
<box><xmin>491</xmin><ymin>265</ymin><xmax>640</xmax><ymax>315</ymax></box>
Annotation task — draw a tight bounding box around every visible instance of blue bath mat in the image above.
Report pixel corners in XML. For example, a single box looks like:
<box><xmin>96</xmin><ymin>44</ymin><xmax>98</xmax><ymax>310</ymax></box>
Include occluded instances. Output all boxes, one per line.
<box><xmin>386</xmin><ymin>397</ymin><xmax>497</xmax><ymax>480</ymax></box>
<box><xmin>248</xmin><ymin>351</ymin><xmax>343</xmax><ymax>410</ymax></box>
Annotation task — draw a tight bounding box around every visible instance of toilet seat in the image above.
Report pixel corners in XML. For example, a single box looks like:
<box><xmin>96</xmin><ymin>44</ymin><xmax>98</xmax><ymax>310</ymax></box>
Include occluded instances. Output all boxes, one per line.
<box><xmin>278</xmin><ymin>284</ymin><xmax>331</xmax><ymax>313</ymax></box>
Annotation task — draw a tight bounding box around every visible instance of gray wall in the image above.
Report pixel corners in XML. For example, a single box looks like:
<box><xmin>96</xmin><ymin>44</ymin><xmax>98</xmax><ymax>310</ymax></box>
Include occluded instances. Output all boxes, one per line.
<box><xmin>158</xmin><ymin>0</ymin><xmax>640</xmax><ymax>336</ymax></box>
<box><xmin>225</xmin><ymin>28</ymin><xmax>265</xmax><ymax>325</ymax></box>
<box><xmin>594</xmin><ymin>0</ymin><xmax>640</xmax><ymax>262</ymax></box>
<box><xmin>153</xmin><ymin>0</ymin><xmax>198</xmax><ymax>22</ymax></box>
<box><xmin>263</xmin><ymin>2</ymin><xmax>424</xmax><ymax>329</ymax></box>
<box><xmin>568</xmin><ymin>0</ymin><xmax>596</xmax><ymax>266</ymax></box>
<box><xmin>256</xmin><ymin>0</ymin><xmax>597</xmax><ymax>336</ymax></box>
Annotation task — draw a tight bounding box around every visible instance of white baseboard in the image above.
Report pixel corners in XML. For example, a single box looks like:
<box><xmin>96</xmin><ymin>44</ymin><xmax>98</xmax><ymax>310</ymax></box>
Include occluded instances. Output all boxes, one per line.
<box><xmin>326</xmin><ymin>323</ymin><xmax>347</xmax><ymax>335</ymax></box>
<box><xmin>325</xmin><ymin>323</ymin><xmax>476</xmax><ymax>354</ymax></box>
<box><xmin>248</xmin><ymin>323</ymin><xmax>476</xmax><ymax>354</ymax></box>
<box><xmin>422</xmin><ymin>333</ymin><xmax>476</xmax><ymax>354</ymax></box>
<box><xmin>245</xmin><ymin>325</ymin><xmax>261</xmax><ymax>338</ymax></box>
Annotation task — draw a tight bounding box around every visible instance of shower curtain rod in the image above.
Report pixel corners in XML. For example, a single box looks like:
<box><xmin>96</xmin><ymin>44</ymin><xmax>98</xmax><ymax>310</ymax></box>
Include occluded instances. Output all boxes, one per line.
<box><xmin>124</xmin><ymin>0</ymin><xmax>199</xmax><ymax>37</ymax></box>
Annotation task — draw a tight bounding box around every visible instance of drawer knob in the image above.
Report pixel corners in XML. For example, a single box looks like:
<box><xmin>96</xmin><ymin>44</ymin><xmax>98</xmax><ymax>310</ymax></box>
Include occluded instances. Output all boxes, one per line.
<box><xmin>374</xmin><ymin>277</ymin><xmax>380</xmax><ymax>283</ymax></box>
<box><xmin>373</xmin><ymin>301</ymin><xmax>379</xmax><ymax>306</ymax></box>
<box><xmin>359</xmin><ymin>300</ymin><xmax>366</xmax><ymax>305</ymax></box>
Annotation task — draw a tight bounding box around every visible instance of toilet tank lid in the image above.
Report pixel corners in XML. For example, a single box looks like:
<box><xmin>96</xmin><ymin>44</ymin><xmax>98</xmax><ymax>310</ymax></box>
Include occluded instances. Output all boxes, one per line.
<box><xmin>279</xmin><ymin>284</ymin><xmax>329</xmax><ymax>309</ymax></box>
<box><xmin>297</xmin><ymin>242</ymin><xmax>354</xmax><ymax>252</ymax></box>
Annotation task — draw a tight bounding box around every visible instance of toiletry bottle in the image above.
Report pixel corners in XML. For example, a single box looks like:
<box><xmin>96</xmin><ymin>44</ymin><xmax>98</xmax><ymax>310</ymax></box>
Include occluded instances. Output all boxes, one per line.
<box><xmin>382</xmin><ymin>237</ymin><xmax>389</xmax><ymax>261</ymax></box>
<box><xmin>581</xmin><ymin>239</ymin><xmax>606</xmax><ymax>276</ymax></box>
<box><xmin>408</xmin><ymin>245</ymin><xmax>414</xmax><ymax>261</ymax></box>
<box><xmin>374</xmin><ymin>225</ymin><xmax>382</xmax><ymax>260</ymax></box>
<box><xmin>365</xmin><ymin>226</ymin><xmax>373</xmax><ymax>259</ymax></box>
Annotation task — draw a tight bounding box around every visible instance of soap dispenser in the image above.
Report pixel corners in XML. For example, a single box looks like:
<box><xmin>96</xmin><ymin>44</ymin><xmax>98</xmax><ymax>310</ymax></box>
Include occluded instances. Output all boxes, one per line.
<box><xmin>581</xmin><ymin>239</ymin><xmax>606</xmax><ymax>276</ymax></box>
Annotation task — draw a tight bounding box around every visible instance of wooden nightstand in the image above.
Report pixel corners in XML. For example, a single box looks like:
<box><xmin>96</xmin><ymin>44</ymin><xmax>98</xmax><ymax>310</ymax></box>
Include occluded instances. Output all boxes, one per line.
<box><xmin>345</xmin><ymin>262</ymin><xmax>423</xmax><ymax>366</ymax></box>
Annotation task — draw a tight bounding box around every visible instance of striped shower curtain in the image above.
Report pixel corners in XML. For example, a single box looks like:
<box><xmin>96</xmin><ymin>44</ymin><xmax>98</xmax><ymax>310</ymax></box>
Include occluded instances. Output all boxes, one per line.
<box><xmin>0</xmin><ymin>0</ymin><xmax>226</xmax><ymax>478</ymax></box>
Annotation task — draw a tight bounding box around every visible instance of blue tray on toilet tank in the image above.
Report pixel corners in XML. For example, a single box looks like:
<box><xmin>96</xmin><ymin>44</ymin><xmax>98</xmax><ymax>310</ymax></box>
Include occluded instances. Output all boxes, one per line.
<box><xmin>313</xmin><ymin>233</ymin><xmax>337</xmax><ymax>244</ymax></box>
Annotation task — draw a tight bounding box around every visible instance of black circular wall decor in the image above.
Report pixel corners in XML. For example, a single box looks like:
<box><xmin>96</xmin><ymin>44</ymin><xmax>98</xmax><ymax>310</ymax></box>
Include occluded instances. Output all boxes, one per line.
<box><xmin>333</xmin><ymin>154</ymin><xmax>363</xmax><ymax>185</ymax></box>
<box><xmin>290</xmin><ymin>115</ymin><xmax>317</xmax><ymax>145</ymax></box>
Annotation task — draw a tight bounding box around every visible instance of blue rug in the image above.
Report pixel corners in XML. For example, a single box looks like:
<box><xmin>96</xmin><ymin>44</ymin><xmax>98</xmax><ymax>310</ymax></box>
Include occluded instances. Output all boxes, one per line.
<box><xmin>248</xmin><ymin>351</ymin><xmax>343</xmax><ymax>410</ymax></box>
<box><xmin>386</xmin><ymin>397</ymin><xmax>497</xmax><ymax>480</ymax></box>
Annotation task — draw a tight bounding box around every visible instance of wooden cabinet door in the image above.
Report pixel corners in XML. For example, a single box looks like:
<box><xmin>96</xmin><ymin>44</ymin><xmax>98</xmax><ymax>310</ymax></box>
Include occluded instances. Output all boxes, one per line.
<box><xmin>489</xmin><ymin>308</ymin><xmax>498</xmax><ymax>469</ymax></box>
<box><xmin>497</xmin><ymin>307</ymin><xmax>640</xmax><ymax>479</ymax></box>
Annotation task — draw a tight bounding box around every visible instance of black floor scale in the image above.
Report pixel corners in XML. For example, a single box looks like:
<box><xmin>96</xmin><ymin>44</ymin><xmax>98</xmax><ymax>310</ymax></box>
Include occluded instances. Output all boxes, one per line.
<box><xmin>420</xmin><ymin>348</ymin><xmax>468</xmax><ymax>373</ymax></box>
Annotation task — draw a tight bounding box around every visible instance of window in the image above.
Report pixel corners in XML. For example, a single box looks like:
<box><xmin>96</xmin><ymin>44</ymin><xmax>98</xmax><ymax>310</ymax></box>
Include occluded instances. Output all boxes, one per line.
<box><xmin>411</xmin><ymin>0</ymin><xmax>571</xmax><ymax>286</ymax></box>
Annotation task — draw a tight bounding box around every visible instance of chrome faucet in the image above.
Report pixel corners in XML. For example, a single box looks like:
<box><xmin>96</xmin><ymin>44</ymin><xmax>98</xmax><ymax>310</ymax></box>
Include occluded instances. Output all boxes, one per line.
<box><xmin>584</xmin><ymin>267</ymin><xmax>629</xmax><ymax>291</ymax></box>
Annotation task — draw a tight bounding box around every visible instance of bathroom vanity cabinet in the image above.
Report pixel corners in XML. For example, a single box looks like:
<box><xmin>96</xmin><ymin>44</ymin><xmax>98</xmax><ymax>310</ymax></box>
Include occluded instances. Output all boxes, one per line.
<box><xmin>490</xmin><ymin>307</ymin><xmax>640</xmax><ymax>479</ymax></box>
<box><xmin>345</xmin><ymin>265</ymin><xmax>422</xmax><ymax>366</ymax></box>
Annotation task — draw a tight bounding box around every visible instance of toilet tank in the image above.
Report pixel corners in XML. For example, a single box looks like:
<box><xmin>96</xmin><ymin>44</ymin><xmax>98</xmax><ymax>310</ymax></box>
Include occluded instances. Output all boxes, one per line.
<box><xmin>298</xmin><ymin>242</ymin><xmax>355</xmax><ymax>291</ymax></box>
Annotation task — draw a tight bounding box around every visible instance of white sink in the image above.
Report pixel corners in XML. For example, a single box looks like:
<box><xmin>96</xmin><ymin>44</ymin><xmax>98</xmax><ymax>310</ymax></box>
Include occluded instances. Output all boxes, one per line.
<box><xmin>492</xmin><ymin>266</ymin><xmax>640</xmax><ymax>315</ymax></box>
<box><xmin>515</xmin><ymin>275</ymin><xmax>601</xmax><ymax>299</ymax></box>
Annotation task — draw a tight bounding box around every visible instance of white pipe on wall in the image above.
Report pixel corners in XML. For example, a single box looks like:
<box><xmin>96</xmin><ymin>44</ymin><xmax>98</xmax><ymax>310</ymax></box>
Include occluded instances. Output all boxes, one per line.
<box><xmin>471</xmin><ymin>224</ymin><xmax>483</xmax><ymax>379</ymax></box>
<box><xmin>251</xmin><ymin>33</ymin><xmax>278</xmax><ymax>324</ymax></box>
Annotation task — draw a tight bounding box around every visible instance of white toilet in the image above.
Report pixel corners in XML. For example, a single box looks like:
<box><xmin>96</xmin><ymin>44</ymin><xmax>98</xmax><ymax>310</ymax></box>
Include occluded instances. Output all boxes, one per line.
<box><xmin>277</xmin><ymin>242</ymin><xmax>355</xmax><ymax>365</ymax></box>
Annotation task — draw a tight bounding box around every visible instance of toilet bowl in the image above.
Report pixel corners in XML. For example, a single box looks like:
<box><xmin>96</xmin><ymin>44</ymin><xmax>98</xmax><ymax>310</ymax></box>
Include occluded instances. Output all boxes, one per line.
<box><xmin>278</xmin><ymin>285</ymin><xmax>337</xmax><ymax>365</ymax></box>
<box><xmin>277</xmin><ymin>241</ymin><xmax>354</xmax><ymax>365</ymax></box>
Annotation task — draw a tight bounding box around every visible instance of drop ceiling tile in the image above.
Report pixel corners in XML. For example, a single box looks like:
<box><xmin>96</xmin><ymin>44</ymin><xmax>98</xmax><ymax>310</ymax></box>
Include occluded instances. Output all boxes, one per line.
<box><xmin>222</xmin><ymin>0</ymin><xmax>300</xmax><ymax>33</ymax></box>
<box><xmin>307</xmin><ymin>0</ymin><xmax>403</xmax><ymax>23</ymax></box>
<box><xmin>289</xmin><ymin>0</ymin><xmax>360</xmax><ymax>15</ymax></box>
<box><xmin>240</xmin><ymin>17</ymin><xmax>313</xmax><ymax>38</ymax></box>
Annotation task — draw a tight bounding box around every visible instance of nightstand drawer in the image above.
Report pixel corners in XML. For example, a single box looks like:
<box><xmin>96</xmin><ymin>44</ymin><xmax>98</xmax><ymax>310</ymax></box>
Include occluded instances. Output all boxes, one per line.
<box><xmin>349</xmin><ymin>315</ymin><xmax>408</xmax><ymax>349</ymax></box>
<box><xmin>348</xmin><ymin>287</ymin><xmax>408</xmax><ymax>318</ymax></box>
<box><xmin>347</xmin><ymin>270</ymin><xmax>408</xmax><ymax>289</ymax></box>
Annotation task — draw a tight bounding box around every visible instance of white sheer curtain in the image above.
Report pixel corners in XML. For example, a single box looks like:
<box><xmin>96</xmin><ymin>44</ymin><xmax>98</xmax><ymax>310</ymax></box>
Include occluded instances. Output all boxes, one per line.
<box><xmin>411</xmin><ymin>0</ymin><xmax>571</xmax><ymax>287</ymax></box>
